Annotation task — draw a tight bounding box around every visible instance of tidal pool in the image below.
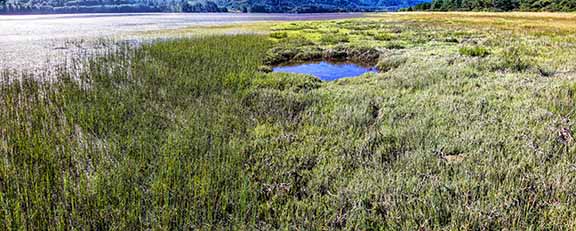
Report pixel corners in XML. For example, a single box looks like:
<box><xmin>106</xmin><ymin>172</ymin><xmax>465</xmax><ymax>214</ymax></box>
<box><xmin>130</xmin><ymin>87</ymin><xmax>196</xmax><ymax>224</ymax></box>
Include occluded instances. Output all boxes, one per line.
<box><xmin>273</xmin><ymin>62</ymin><xmax>377</xmax><ymax>81</ymax></box>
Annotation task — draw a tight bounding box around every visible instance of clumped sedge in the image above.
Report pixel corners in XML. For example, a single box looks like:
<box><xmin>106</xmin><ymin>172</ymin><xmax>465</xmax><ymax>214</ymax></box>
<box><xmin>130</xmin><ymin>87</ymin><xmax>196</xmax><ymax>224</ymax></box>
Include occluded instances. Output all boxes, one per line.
<box><xmin>459</xmin><ymin>46</ymin><xmax>490</xmax><ymax>57</ymax></box>
<box><xmin>269</xmin><ymin>31</ymin><xmax>288</xmax><ymax>39</ymax></box>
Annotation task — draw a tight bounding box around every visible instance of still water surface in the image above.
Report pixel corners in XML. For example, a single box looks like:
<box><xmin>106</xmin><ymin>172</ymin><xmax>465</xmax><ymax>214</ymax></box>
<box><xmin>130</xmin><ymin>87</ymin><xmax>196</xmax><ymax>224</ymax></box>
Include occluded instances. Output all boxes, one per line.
<box><xmin>273</xmin><ymin>62</ymin><xmax>377</xmax><ymax>81</ymax></box>
<box><xmin>0</xmin><ymin>13</ymin><xmax>363</xmax><ymax>72</ymax></box>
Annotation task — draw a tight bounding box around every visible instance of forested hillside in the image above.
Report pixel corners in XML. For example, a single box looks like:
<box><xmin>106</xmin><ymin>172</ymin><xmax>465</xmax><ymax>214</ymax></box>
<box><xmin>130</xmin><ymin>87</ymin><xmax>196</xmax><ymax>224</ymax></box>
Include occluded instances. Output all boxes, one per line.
<box><xmin>0</xmin><ymin>0</ymin><xmax>429</xmax><ymax>14</ymax></box>
<box><xmin>404</xmin><ymin>0</ymin><xmax>576</xmax><ymax>11</ymax></box>
<box><xmin>221</xmin><ymin>0</ymin><xmax>430</xmax><ymax>13</ymax></box>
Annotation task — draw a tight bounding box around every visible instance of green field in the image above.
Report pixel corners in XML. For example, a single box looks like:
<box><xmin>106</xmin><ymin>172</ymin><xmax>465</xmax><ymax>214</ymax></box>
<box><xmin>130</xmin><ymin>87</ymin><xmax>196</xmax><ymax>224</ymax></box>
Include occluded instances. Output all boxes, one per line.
<box><xmin>2</xmin><ymin>12</ymin><xmax>576</xmax><ymax>229</ymax></box>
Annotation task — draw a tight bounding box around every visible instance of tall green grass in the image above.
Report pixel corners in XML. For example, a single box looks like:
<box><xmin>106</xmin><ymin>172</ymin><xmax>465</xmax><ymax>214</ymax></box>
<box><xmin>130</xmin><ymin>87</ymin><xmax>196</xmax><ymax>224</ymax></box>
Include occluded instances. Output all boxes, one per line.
<box><xmin>0</xmin><ymin>35</ymin><xmax>272</xmax><ymax>229</ymax></box>
<box><xmin>2</xmin><ymin>15</ymin><xmax>576</xmax><ymax>229</ymax></box>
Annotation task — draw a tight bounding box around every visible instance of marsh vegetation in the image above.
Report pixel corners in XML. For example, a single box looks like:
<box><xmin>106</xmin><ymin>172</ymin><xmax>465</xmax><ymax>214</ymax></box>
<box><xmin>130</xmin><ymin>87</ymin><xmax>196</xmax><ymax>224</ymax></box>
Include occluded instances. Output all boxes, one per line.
<box><xmin>2</xmin><ymin>12</ymin><xmax>576</xmax><ymax>229</ymax></box>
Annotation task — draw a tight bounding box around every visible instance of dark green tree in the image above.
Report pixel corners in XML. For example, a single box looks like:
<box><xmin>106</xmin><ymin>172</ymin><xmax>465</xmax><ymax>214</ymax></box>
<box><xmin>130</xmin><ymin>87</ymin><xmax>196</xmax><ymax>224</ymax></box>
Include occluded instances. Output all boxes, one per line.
<box><xmin>409</xmin><ymin>0</ymin><xmax>576</xmax><ymax>11</ymax></box>
<box><xmin>493</xmin><ymin>0</ymin><xmax>519</xmax><ymax>11</ymax></box>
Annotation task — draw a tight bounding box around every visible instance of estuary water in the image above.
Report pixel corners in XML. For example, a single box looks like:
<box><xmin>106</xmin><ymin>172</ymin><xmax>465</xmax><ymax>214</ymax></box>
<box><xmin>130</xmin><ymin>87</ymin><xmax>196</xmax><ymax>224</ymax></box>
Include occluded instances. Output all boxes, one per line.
<box><xmin>0</xmin><ymin>13</ymin><xmax>363</xmax><ymax>72</ymax></box>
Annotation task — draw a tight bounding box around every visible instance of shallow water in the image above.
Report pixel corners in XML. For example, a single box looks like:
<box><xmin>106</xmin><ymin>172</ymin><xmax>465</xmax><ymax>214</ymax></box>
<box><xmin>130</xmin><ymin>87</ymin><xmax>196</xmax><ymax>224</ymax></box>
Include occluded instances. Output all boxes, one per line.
<box><xmin>0</xmin><ymin>13</ymin><xmax>363</xmax><ymax>72</ymax></box>
<box><xmin>273</xmin><ymin>62</ymin><xmax>377</xmax><ymax>81</ymax></box>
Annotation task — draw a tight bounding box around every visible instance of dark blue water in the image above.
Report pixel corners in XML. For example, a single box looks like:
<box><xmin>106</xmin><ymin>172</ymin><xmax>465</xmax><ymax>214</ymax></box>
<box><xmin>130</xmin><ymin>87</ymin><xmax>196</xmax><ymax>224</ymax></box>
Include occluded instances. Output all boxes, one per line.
<box><xmin>273</xmin><ymin>62</ymin><xmax>377</xmax><ymax>81</ymax></box>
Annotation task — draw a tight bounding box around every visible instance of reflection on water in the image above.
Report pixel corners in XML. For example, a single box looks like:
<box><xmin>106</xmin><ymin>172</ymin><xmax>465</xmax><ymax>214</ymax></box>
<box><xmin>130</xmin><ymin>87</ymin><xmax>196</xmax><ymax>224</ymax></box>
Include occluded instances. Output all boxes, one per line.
<box><xmin>0</xmin><ymin>13</ymin><xmax>363</xmax><ymax>73</ymax></box>
<box><xmin>273</xmin><ymin>61</ymin><xmax>377</xmax><ymax>81</ymax></box>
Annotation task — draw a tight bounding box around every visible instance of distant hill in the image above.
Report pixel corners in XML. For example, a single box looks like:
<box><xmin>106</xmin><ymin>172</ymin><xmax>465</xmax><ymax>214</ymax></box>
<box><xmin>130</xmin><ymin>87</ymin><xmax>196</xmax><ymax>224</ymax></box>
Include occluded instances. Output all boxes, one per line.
<box><xmin>0</xmin><ymin>0</ymin><xmax>430</xmax><ymax>14</ymax></box>
<box><xmin>220</xmin><ymin>0</ymin><xmax>431</xmax><ymax>12</ymax></box>
<box><xmin>403</xmin><ymin>0</ymin><xmax>576</xmax><ymax>12</ymax></box>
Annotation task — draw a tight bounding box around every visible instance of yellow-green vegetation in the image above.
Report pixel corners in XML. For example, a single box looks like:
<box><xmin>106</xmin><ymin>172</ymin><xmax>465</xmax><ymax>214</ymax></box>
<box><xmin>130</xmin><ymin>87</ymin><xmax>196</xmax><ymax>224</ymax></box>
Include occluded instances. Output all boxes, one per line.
<box><xmin>2</xmin><ymin>12</ymin><xmax>576</xmax><ymax>229</ymax></box>
<box><xmin>136</xmin><ymin>22</ymin><xmax>276</xmax><ymax>38</ymax></box>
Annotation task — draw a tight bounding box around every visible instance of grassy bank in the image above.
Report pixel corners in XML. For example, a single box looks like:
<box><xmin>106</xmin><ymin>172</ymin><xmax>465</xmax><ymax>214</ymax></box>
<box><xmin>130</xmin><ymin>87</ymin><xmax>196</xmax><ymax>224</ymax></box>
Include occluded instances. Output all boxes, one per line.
<box><xmin>2</xmin><ymin>13</ymin><xmax>576</xmax><ymax>229</ymax></box>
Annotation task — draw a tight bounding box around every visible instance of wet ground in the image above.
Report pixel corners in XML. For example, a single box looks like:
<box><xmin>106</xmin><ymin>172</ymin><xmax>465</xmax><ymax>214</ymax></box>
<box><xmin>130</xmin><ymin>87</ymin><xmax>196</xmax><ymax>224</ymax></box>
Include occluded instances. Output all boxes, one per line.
<box><xmin>0</xmin><ymin>13</ymin><xmax>363</xmax><ymax>73</ymax></box>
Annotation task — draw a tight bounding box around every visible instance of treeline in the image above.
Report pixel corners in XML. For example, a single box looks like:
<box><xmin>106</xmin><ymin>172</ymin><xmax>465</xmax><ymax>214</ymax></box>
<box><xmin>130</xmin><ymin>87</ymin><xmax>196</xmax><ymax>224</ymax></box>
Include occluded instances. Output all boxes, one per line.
<box><xmin>183</xmin><ymin>1</ymin><xmax>226</xmax><ymax>12</ymax></box>
<box><xmin>0</xmin><ymin>0</ymin><xmax>161</xmax><ymax>14</ymax></box>
<box><xmin>0</xmin><ymin>0</ymin><xmax>230</xmax><ymax>14</ymax></box>
<box><xmin>0</xmin><ymin>4</ymin><xmax>162</xmax><ymax>14</ymax></box>
<box><xmin>226</xmin><ymin>0</ymin><xmax>430</xmax><ymax>13</ymax></box>
<box><xmin>0</xmin><ymin>0</ymin><xmax>429</xmax><ymax>14</ymax></box>
<box><xmin>403</xmin><ymin>0</ymin><xmax>576</xmax><ymax>11</ymax></box>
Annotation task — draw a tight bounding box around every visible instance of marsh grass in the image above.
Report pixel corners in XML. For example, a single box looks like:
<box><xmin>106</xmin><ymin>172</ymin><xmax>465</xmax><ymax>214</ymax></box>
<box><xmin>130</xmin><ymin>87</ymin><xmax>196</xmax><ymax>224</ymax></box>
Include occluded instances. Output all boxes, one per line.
<box><xmin>459</xmin><ymin>46</ymin><xmax>490</xmax><ymax>57</ymax></box>
<box><xmin>0</xmin><ymin>35</ymin><xmax>272</xmax><ymax>229</ymax></box>
<box><xmin>3</xmin><ymin>12</ymin><xmax>576</xmax><ymax>230</ymax></box>
<box><xmin>320</xmin><ymin>33</ymin><xmax>350</xmax><ymax>44</ymax></box>
<box><xmin>269</xmin><ymin>31</ymin><xmax>288</xmax><ymax>39</ymax></box>
<box><xmin>373</xmin><ymin>32</ymin><xmax>396</xmax><ymax>41</ymax></box>
<box><xmin>377</xmin><ymin>55</ymin><xmax>408</xmax><ymax>72</ymax></box>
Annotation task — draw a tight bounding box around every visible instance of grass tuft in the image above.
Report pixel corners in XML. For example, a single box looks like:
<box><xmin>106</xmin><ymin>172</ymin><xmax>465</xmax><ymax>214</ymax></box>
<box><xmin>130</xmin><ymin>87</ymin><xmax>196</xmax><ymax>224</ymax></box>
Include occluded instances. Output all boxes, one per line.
<box><xmin>459</xmin><ymin>46</ymin><xmax>490</xmax><ymax>57</ymax></box>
